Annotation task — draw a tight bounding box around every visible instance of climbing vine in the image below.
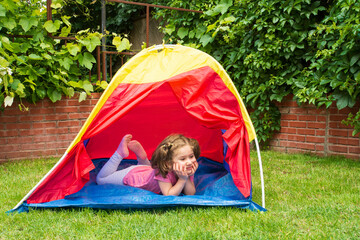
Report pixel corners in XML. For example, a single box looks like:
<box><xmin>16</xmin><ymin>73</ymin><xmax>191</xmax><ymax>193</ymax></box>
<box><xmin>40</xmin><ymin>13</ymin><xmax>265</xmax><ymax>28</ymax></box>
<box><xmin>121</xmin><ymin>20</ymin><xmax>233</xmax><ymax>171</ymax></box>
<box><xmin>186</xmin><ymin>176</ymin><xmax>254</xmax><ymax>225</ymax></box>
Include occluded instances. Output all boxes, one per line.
<box><xmin>0</xmin><ymin>0</ymin><xmax>130</xmax><ymax>110</ymax></box>
<box><xmin>153</xmin><ymin>0</ymin><xmax>360</xmax><ymax>143</ymax></box>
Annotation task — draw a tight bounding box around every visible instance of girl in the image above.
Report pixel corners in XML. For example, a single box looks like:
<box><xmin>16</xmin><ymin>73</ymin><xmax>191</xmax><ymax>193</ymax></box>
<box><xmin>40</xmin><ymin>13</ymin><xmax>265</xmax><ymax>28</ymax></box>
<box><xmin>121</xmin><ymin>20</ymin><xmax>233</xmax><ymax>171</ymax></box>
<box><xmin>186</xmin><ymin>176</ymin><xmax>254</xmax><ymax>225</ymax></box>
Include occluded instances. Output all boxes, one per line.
<box><xmin>96</xmin><ymin>134</ymin><xmax>200</xmax><ymax>196</ymax></box>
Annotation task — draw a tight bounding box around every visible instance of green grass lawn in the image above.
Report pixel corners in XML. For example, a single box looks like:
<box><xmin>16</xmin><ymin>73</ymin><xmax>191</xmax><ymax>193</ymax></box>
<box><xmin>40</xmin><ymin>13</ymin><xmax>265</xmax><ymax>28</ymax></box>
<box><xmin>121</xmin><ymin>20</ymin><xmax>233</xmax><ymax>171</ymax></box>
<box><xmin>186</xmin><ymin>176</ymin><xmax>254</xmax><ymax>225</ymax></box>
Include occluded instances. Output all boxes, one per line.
<box><xmin>0</xmin><ymin>151</ymin><xmax>359</xmax><ymax>239</ymax></box>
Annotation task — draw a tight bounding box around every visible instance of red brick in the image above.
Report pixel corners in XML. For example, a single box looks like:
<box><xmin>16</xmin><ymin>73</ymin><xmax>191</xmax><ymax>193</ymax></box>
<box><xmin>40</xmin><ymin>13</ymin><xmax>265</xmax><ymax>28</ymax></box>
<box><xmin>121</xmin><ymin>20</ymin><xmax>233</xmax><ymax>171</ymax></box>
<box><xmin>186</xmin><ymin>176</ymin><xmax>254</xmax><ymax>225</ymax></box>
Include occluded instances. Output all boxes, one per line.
<box><xmin>288</xmin><ymin>135</ymin><xmax>305</xmax><ymax>142</ymax></box>
<box><xmin>22</xmin><ymin>142</ymin><xmax>46</xmax><ymax>150</ymax></box>
<box><xmin>78</xmin><ymin>99</ymin><xmax>92</xmax><ymax>106</ymax></box>
<box><xmin>317</xmin><ymin>116</ymin><xmax>326</xmax><ymax>122</ymax></box>
<box><xmin>19</xmin><ymin>128</ymin><xmax>45</xmax><ymax>136</ymax></box>
<box><xmin>19</xmin><ymin>115</ymin><xmax>44</xmax><ymax>122</ymax></box>
<box><xmin>67</xmin><ymin>99</ymin><xmax>81</xmax><ymax>106</ymax></box>
<box><xmin>7</xmin><ymin>136</ymin><xmax>33</xmax><ymax>144</ymax></box>
<box><xmin>281</xmin><ymin>121</ymin><xmax>289</xmax><ymax>127</ymax></box>
<box><xmin>316</xmin><ymin>130</ymin><xmax>326</xmax><ymax>136</ymax></box>
<box><xmin>282</xmin><ymin>114</ymin><xmax>298</xmax><ymax>120</ymax></box>
<box><xmin>68</xmin><ymin>113</ymin><xmax>89</xmax><ymax>119</ymax></box>
<box><xmin>33</xmin><ymin>135</ymin><xmax>57</xmax><ymax>143</ymax></box>
<box><xmin>349</xmin><ymin>146</ymin><xmax>360</xmax><ymax>154</ymax></box>
<box><xmin>281</xmin><ymin>127</ymin><xmax>297</xmax><ymax>134</ymax></box>
<box><xmin>33</xmin><ymin>122</ymin><xmax>57</xmax><ymax>129</ymax></box>
<box><xmin>329</xmin><ymin>129</ymin><xmax>349</xmax><ymax>137</ymax></box>
<box><xmin>330</xmin><ymin>115</ymin><xmax>347</xmax><ymax>122</ymax></box>
<box><xmin>30</xmin><ymin>108</ymin><xmax>55</xmax><ymax>114</ymax></box>
<box><xmin>290</xmin><ymin>108</ymin><xmax>308</xmax><ymax>114</ymax></box>
<box><xmin>0</xmin><ymin>115</ymin><xmax>18</xmax><ymax>122</ymax></box>
<box><xmin>329</xmin><ymin>122</ymin><xmax>338</xmax><ymax>128</ymax></box>
<box><xmin>0</xmin><ymin>144</ymin><xmax>20</xmax><ymax>153</ymax></box>
<box><xmin>45</xmin><ymin>114</ymin><xmax>69</xmax><ymax>121</ymax></box>
<box><xmin>0</xmin><ymin>130</ymin><xmax>18</xmax><ymax>137</ymax></box>
<box><xmin>55</xmin><ymin>106</ymin><xmax>79</xmax><ymax>113</ymax></box>
<box><xmin>306</xmin><ymin>136</ymin><xmax>324</xmax><ymax>143</ymax></box>
<box><xmin>328</xmin><ymin>145</ymin><xmax>348</xmax><ymax>153</ymax></box>
<box><xmin>338</xmin><ymin>138</ymin><xmax>359</xmax><ymax>146</ymax></box>
<box><xmin>298</xmin><ymin>142</ymin><xmax>316</xmax><ymax>150</ymax></box>
<box><xmin>328</xmin><ymin>137</ymin><xmax>338</xmax><ymax>144</ymax></box>
<box><xmin>315</xmin><ymin>145</ymin><xmax>324</xmax><ymax>151</ymax></box>
<box><xmin>329</xmin><ymin>108</ymin><xmax>339</xmax><ymax>114</ymax></box>
<box><xmin>6</xmin><ymin>123</ymin><xmax>32</xmax><ymax>130</ymax></box>
<box><xmin>297</xmin><ymin>129</ymin><xmax>315</xmax><ymax>135</ymax></box>
<box><xmin>58</xmin><ymin>134</ymin><xmax>75</xmax><ymax>141</ymax></box>
<box><xmin>298</xmin><ymin>115</ymin><xmax>317</xmax><ymax>121</ymax></box>
<box><xmin>279</xmin><ymin>108</ymin><xmax>290</xmax><ymax>114</ymax></box>
<box><xmin>307</xmin><ymin>108</ymin><xmax>327</xmax><ymax>115</ymax></box>
<box><xmin>307</xmin><ymin>122</ymin><xmax>326</xmax><ymax>129</ymax></box>
<box><xmin>69</xmin><ymin>126</ymin><xmax>81</xmax><ymax>133</ymax></box>
<box><xmin>91</xmin><ymin>99</ymin><xmax>100</xmax><ymax>105</ymax></box>
<box><xmin>274</xmin><ymin>133</ymin><xmax>288</xmax><ymax>140</ymax></box>
<box><xmin>58</xmin><ymin>120</ymin><xmax>81</xmax><ymax>127</ymax></box>
<box><xmin>45</xmin><ymin>128</ymin><xmax>66</xmax><ymax>135</ymax></box>
<box><xmin>289</xmin><ymin>121</ymin><xmax>307</xmax><ymax>128</ymax></box>
<box><xmin>79</xmin><ymin>106</ymin><xmax>93</xmax><ymax>112</ymax></box>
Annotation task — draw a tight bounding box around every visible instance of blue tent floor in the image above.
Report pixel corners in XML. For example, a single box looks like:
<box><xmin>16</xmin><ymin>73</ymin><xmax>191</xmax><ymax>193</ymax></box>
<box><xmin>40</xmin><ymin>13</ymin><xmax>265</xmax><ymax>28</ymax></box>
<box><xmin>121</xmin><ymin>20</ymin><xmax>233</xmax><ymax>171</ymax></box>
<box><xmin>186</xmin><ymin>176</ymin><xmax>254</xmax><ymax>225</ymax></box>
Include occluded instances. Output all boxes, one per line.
<box><xmin>12</xmin><ymin>158</ymin><xmax>266</xmax><ymax>213</ymax></box>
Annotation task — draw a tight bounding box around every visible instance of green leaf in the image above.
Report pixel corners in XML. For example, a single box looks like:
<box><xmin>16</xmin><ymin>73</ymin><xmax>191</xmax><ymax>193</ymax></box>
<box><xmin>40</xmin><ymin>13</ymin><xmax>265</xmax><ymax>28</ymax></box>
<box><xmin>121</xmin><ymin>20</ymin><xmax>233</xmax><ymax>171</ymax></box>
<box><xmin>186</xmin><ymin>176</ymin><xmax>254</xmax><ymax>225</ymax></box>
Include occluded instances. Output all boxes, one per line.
<box><xmin>350</xmin><ymin>54</ymin><xmax>360</xmax><ymax>66</ymax></box>
<box><xmin>19</xmin><ymin>17</ymin><xmax>38</xmax><ymax>32</ymax></box>
<box><xmin>68</xmin><ymin>81</ymin><xmax>81</xmax><ymax>88</ymax></box>
<box><xmin>36</xmin><ymin>88</ymin><xmax>46</xmax><ymax>99</ymax></box>
<box><xmin>15</xmin><ymin>82</ymin><xmax>26</xmax><ymax>97</ymax></box>
<box><xmin>177</xmin><ymin>27</ymin><xmax>189</xmax><ymax>39</ymax></box>
<box><xmin>1</xmin><ymin>36</ymin><xmax>13</xmax><ymax>51</ymax></box>
<box><xmin>44</xmin><ymin>20</ymin><xmax>61</xmax><ymax>33</ymax></box>
<box><xmin>59</xmin><ymin>26</ymin><xmax>71</xmax><ymax>37</ymax></box>
<box><xmin>3</xmin><ymin>17</ymin><xmax>16</xmax><ymax>30</ymax></box>
<box><xmin>78</xmin><ymin>52</ymin><xmax>96</xmax><ymax>70</ymax></box>
<box><xmin>59</xmin><ymin>57</ymin><xmax>73</xmax><ymax>70</ymax></box>
<box><xmin>164</xmin><ymin>24</ymin><xmax>175</xmax><ymax>35</ymax></box>
<box><xmin>113</xmin><ymin>37</ymin><xmax>130</xmax><ymax>52</ymax></box>
<box><xmin>28</xmin><ymin>54</ymin><xmax>43</xmax><ymax>60</ymax></box>
<box><xmin>80</xmin><ymin>35</ymin><xmax>101</xmax><ymax>52</ymax></box>
<box><xmin>79</xmin><ymin>91</ymin><xmax>87</xmax><ymax>102</ymax></box>
<box><xmin>4</xmin><ymin>95</ymin><xmax>14</xmax><ymax>107</ymax></box>
<box><xmin>199</xmin><ymin>34</ymin><xmax>212</xmax><ymax>47</ymax></box>
<box><xmin>47</xmin><ymin>88</ymin><xmax>62</xmax><ymax>103</ymax></box>
<box><xmin>66</xmin><ymin>43</ymin><xmax>81</xmax><ymax>56</ymax></box>
<box><xmin>204</xmin><ymin>0</ymin><xmax>233</xmax><ymax>16</ymax></box>
<box><xmin>82</xmin><ymin>80</ymin><xmax>93</xmax><ymax>94</ymax></box>
<box><xmin>0</xmin><ymin>4</ymin><xmax>6</xmax><ymax>17</ymax></box>
<box><xmin>61</xmin><ymin>16</ymin><xmax>71</xmax><ymax>27</ymax></box>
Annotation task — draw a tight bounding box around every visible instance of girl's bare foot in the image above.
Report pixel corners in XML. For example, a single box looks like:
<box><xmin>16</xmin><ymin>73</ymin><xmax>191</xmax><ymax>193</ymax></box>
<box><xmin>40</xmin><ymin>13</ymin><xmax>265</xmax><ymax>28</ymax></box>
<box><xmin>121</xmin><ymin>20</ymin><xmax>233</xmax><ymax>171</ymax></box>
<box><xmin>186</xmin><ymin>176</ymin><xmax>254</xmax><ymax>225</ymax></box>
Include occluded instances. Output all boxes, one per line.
<box><xmin>128</xmin><ymin>140</ymin><xmax>150</xmax><ymax>165</ymax></box>
<box><xmin>116</xmin><ymin>134</ymin><xmax>132</xmax><ymax>158</ymax></box>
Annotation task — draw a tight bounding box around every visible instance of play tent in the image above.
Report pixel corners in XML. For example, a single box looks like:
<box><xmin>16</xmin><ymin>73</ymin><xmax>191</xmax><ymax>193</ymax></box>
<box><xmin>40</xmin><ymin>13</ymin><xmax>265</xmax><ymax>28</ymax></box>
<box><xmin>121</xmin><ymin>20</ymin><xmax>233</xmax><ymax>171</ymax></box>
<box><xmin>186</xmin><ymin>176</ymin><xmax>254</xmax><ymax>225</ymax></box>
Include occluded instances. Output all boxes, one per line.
<box><xmin>11</xmin><ymin>45</ymin><xmax>266</xmax><ymax>213</ymax></box>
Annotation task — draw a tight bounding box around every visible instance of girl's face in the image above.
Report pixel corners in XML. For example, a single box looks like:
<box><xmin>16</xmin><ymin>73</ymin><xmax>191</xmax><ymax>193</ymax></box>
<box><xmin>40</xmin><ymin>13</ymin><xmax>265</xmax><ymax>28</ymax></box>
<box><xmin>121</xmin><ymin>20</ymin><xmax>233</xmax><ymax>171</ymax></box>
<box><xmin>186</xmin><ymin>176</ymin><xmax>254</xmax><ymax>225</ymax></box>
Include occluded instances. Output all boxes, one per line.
<box><xmin>172</xmin><ymin>145</ymin><xmax>197</xmax><ymax>173</ymax></box>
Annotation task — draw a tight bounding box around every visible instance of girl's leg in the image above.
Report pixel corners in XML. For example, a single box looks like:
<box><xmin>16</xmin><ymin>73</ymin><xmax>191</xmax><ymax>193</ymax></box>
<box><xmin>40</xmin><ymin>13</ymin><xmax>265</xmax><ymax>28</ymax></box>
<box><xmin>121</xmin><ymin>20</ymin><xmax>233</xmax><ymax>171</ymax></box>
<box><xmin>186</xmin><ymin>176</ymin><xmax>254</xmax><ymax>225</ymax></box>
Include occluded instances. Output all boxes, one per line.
<box><xmin>128</xmin><ymin>140</ymin><xmax>150</xmax><ymax>166</ymax></box>
<box><xmin>96</xmin><ymin>134</ymin><xmax>132</xmax><ymax>185</ymax></box>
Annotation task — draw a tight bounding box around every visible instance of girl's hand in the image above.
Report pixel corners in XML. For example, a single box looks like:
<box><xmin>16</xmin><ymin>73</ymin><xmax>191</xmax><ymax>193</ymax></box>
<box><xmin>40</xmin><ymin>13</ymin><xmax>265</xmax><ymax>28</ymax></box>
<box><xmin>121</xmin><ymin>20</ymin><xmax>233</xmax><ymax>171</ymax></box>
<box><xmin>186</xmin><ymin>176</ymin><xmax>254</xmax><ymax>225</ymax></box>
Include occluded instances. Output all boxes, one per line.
<box><xmin>172</xmin><ymin>162</ymin><xmax>188</xmax><ymax>180</ymax></box>
<box><xmin>187</xmin><ymin>161</ymin><xmax>198</xmax><ymax>176</ymax></box>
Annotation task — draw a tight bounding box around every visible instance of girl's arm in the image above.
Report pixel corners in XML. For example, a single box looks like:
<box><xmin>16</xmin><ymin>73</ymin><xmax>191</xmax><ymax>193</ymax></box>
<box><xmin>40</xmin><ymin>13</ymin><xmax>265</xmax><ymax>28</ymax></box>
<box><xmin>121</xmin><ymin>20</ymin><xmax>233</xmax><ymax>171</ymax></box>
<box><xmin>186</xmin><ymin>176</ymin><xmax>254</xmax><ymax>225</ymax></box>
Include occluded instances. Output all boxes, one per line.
<box><xmin>182</xmin><ymin>178</ymin><xmax>196</xmax><ymax>195</ymax></box>
<box><xmin>182</xmin><ymin>161</ymin><xmax>198</xmax><ymax>195</ymax></box>
<box><xmin>158</xmin><ymin>162</ymin><xmax>188</xmax><ymax>196</ymax></box>
<box><xmin>158</xmin><ymin>178</ymin><xmax>187</xmax><ymax>196</ymax></box>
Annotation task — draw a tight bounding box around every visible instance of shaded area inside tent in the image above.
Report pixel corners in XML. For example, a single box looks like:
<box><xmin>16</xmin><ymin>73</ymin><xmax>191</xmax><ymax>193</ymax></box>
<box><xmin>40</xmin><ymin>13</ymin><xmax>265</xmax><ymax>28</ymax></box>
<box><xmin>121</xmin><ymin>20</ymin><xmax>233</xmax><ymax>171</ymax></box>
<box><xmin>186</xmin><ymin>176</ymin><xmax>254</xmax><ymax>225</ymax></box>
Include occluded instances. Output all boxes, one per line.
<box><xmin>16</xmin><ymin>157</ymin><xmax>265</xmax><ymax>212</ymax></box>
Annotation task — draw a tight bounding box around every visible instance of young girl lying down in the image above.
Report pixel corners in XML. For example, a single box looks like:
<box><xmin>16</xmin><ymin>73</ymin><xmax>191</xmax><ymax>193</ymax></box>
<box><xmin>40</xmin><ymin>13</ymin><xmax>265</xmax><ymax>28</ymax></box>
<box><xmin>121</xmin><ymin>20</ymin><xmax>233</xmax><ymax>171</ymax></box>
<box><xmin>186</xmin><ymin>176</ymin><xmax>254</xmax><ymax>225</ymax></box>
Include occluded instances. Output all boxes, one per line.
<box><xmin>96</xmin><ymin>134</ymin><xmax>200</xmax><ymax>196</ymax></box>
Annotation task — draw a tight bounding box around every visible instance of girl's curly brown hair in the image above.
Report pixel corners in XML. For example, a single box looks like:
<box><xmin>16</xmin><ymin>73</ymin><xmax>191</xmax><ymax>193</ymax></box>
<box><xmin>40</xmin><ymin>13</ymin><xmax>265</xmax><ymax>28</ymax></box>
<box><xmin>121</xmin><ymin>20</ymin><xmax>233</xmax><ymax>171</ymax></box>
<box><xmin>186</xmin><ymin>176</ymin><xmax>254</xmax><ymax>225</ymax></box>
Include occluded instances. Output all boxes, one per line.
<box><xmin>151</xmin><ymin>134</ymin><xmax>200</xmax><ymax>178</ymax></box>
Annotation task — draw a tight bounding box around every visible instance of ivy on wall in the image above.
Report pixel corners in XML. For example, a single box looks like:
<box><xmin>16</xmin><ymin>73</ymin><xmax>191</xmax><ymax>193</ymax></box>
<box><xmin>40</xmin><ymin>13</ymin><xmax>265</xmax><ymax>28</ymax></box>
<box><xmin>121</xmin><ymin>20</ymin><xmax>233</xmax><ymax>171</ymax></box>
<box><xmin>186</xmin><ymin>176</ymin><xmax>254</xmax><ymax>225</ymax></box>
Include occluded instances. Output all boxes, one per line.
<box><xmin>153</xmin><ymin>0</ymin><xmax>360</xmax><ymax>143</ymax></box>
<box><xmin>0</xmin><ymin>0</ymin><xmax>130</xmax><ymax>110</ymax></box>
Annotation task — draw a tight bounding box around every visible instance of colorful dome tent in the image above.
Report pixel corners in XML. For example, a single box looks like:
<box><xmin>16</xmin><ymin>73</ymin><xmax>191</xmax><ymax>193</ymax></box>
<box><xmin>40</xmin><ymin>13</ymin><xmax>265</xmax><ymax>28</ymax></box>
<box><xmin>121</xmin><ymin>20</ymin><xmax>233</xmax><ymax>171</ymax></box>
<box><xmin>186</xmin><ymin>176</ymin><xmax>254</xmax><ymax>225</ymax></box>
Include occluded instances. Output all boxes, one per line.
<box><xmin>11</xmin><ymin>45</ymin><xmax>266</xmax><ymax>213</ymax></box>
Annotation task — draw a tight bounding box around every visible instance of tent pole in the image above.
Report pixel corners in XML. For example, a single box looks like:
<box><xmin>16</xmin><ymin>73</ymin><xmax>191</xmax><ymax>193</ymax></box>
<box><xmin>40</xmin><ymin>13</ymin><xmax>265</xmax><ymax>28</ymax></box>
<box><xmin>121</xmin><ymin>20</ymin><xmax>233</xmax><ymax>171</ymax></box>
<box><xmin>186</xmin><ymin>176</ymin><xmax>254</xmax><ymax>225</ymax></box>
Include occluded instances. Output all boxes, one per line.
<box><xmin>11</xmin><ymin>153</ymin><xmax>68</xmax><ymax>211</ymax></box>
<box><xmin>254</xmin><ymin>137</ymin><xmax>265</xmax><ymax>209</ymax></box>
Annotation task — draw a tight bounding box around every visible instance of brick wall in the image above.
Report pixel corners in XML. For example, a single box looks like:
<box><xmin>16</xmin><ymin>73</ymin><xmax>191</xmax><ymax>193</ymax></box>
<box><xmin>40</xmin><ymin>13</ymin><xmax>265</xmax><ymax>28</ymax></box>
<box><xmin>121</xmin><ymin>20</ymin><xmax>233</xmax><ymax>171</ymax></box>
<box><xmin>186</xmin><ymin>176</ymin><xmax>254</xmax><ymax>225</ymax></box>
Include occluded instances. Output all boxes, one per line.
<box><xmin>269</xmin><ymin>95</ymin><xmax>360</xmax><ymax>160</ymax></box>
<box><xmin>0</xmin><ymin>93</ymin><xmax>101</xmax><ymax>162</ymax></box>
<box><xmin>1</xmin><ymin>93</ymin><xmax>359</xmax><ymax>162</ymax></box>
